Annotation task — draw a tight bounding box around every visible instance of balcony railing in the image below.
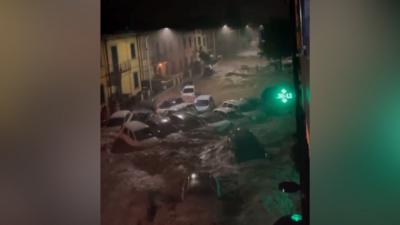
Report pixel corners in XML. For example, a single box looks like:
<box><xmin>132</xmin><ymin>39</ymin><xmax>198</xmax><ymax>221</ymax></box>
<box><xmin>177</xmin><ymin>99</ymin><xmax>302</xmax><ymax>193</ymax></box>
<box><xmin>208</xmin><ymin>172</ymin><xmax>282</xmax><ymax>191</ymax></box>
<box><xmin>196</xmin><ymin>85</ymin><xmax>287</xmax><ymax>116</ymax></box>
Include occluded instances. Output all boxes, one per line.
<box><xmin>111</xmin><ymin>60</ymin><xmax>132</xmax><ymax>73</ymax></box>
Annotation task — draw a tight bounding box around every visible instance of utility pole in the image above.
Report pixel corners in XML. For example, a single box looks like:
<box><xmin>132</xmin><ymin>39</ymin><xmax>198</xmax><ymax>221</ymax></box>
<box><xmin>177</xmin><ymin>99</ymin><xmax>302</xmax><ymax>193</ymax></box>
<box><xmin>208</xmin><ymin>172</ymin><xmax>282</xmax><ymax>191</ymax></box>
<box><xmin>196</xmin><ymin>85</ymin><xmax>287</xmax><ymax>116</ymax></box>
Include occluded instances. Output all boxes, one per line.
<box><xmin>289</xmin><ymin>0</ymin><xmax>309</xmax><ymax>224</ymax></box>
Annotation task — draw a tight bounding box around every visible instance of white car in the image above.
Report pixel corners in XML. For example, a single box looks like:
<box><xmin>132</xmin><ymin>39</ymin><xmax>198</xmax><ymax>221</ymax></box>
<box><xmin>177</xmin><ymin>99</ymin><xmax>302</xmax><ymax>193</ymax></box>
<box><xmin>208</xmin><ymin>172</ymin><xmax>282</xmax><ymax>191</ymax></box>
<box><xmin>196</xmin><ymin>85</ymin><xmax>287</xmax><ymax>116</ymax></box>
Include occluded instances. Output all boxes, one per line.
<box><xmin>181</xmin><ymin>85</ymin><xmax>196</xmax><ymax>102</ymax></box>
<box><xmin>214</xmin><ymin>99</ymin><xmax>243</xmax><ymax>113</ymax></box>
<box><xmin>101</xmin><ymin>110</ymin><xmax>132</xmax><ymax>147</ymax></box>
<box><xmin>120</xmin><ymin>121</ymin><xmax>159</xmax><ymax>147</ymax></box>
<box><xmin>194</xmin><ymin>95</ymin><xmax>215</xmax><ymax>113</ymax></box>
<box><xmin>156</xmin><ymin>97</ymin><xmax>194</xmax><ymax>115</ymax></box>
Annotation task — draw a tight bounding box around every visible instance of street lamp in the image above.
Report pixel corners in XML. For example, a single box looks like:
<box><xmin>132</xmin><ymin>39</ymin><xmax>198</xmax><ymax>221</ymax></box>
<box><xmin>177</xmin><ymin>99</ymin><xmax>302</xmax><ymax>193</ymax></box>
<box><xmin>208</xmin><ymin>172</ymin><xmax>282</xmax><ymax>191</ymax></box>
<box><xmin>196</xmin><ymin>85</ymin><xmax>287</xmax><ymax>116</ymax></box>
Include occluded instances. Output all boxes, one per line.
<box><xmin>222</xmin><ymin>24</ymin><xmax>231</xmax><ymax>34</ymax></box>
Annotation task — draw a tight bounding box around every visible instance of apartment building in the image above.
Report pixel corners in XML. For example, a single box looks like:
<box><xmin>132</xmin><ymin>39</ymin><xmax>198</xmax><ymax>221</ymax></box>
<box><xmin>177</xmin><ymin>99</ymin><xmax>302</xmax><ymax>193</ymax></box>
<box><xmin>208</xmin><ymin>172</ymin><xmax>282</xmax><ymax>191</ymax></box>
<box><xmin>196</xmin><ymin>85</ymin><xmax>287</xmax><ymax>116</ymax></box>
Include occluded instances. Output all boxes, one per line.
<box><xmin>103</xmin><ymin>33</ymin><xmax>143</xmax><ymax>105</ymax></box>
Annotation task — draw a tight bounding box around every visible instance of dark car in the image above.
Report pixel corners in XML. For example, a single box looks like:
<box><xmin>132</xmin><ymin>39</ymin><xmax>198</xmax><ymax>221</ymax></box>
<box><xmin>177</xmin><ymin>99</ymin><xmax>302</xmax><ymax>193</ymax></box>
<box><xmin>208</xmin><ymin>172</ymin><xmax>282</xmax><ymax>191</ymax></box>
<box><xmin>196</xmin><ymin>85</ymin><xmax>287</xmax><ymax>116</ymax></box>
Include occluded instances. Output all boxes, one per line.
<box><xmin>144</xmin><ymin>114</ymin><xmax>180</xmax><ymax>138</ymax></box>
<box><xmin>169</xmin><ymin>112</ymin><xmax>207</xmax><ymax>131</ymax></box>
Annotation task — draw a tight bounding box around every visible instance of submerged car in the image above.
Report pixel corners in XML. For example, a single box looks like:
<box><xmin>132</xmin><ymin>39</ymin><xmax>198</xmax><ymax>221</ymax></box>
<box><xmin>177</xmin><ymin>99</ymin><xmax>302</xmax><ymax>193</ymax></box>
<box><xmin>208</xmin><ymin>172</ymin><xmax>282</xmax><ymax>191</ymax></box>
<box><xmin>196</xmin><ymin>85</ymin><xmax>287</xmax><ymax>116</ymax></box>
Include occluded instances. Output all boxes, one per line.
<box><xmin>181</xmin><ymin>85</ymin><xmax>196</xmax><ymax>102</ymax></box>
<box><xmin>156</xmin><ymin>97</ymin><xmax>192</xmax><ymax>115</ymax></box>
<box><xmin>144</xmin><ymin>114</ymin><xmax>180</xmax><ymax>138</ymax></box>
<box><xmin>214</xmin><ymin>99</ymin><xmax>242</xmax><ymax>113</ymax></box>
<box><xmin>119</xmin><ymin>121</ymin><xmax>159</xmax><ymax>147</ymax></box>
<box><xmin>169</xmin><ymin>112</ymin><xmax>207</xmax><ymax>132</ymax></box>
<box><xmin>194</xmin><ymin>95</ymin><xmax>215</xmax><ymax>113</ymax></box>
<box><xmin>101</xmin><ymin>110</ymin><xmax>132</xmax><ymax>147</ymax></box>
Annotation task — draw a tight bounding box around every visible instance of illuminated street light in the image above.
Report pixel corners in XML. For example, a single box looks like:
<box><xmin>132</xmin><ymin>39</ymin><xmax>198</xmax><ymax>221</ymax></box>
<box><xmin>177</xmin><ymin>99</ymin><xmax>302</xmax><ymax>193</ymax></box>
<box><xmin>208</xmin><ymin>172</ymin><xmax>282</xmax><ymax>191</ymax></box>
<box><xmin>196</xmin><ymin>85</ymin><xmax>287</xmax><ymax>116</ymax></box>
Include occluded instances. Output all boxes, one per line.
<box><xmin>259</xmin><ymin>24</ymin><xmax>264</xmax><ymax>30</ymax></box>
<box><xmin>222</xmin><ymin>24</ymin><xmax>231</xmax><ymax>34</ymax></box>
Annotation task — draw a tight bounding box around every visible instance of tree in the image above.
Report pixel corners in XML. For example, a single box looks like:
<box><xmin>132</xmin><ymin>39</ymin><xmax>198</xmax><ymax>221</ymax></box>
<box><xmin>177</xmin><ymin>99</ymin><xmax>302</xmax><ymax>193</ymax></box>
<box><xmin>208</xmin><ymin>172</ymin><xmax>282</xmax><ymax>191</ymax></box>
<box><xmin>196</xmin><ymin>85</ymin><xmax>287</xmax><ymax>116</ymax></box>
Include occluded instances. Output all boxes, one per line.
<box><xmin>259</xmin><ymin>19</ymin><xmax>293</xmax><ymax>71</ymax></box>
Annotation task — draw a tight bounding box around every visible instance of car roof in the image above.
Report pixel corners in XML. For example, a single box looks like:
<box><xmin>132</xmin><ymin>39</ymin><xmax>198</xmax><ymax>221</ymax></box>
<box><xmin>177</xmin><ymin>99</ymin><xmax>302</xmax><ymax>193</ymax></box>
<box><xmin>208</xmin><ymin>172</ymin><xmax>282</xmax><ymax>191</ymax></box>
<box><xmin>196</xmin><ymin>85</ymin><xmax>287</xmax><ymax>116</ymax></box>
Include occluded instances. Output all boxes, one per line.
<box><xmin>110</xmin><ymin>110</ymin><xmax>131</xmax><ymax>118</ymax></box>
<box><xmin>183</xmin><ymin>85</ymin><xmax>194</xmax><ymax>89</ymax></box>
<box><xmin>124</xmin><ymin>121</ymin><xmax>149</xmax><ymax>132</ymax></box>
<box><xmin>196</xmin><ymin>95</ymin><xmax>212</xmax><ymax>100</ymax></box>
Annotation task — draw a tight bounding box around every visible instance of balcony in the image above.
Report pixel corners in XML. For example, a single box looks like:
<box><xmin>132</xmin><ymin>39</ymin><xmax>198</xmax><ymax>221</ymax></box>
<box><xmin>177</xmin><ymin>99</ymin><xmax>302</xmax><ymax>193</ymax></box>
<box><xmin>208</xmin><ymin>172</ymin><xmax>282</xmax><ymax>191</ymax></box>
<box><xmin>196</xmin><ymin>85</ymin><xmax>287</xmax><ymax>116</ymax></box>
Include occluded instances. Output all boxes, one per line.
<box><xmin>111</xmin><ymin>60</ymin><xmax>132</xmax><ymax>74</ymax></box>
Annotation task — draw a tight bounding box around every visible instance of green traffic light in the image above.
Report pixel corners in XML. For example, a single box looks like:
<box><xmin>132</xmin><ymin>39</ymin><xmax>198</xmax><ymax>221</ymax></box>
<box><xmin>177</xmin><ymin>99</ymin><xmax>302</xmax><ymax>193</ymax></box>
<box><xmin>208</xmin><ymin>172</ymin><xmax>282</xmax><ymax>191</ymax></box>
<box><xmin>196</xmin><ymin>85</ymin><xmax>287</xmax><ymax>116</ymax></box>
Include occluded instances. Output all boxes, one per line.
<box><xmin>277</xmin><ymin>88</ymin><xmax>294</xmax><ymax>104</ymax></box>
<box><xmin>291</xmin><ymin>213</ymin><xmax>302</xmax><ymax>222</ymax></box>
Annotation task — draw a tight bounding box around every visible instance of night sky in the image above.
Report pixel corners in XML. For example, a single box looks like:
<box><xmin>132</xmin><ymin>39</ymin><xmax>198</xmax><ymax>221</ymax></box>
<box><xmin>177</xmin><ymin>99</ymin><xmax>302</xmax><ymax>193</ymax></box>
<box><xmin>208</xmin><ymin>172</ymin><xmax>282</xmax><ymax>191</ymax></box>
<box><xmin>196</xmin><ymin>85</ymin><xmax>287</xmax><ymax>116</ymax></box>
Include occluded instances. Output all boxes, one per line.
<box><xmin>101</xmin><ymin>0</ymin><xmax>289</xmax><ymax>33</ymax></box>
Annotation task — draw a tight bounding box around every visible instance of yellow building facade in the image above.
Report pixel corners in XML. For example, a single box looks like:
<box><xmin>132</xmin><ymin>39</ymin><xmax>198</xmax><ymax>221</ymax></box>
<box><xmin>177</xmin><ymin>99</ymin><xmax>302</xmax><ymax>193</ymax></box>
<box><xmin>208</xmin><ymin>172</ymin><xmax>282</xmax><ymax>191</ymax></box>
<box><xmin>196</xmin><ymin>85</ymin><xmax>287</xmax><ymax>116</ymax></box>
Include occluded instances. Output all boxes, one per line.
<box><xmin>104</xmin><ymin>34</ymin><xmax>142</xmax><ymax>98</ymax></box>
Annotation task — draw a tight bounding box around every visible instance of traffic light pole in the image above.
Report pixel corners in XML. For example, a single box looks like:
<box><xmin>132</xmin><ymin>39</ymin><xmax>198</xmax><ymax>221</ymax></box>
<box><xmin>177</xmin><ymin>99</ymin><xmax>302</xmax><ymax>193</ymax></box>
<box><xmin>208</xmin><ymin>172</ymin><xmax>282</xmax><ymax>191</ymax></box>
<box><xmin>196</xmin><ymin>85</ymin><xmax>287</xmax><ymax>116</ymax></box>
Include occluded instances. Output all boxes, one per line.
<box><xmin>289</xmin><ymin>0</ymin><xmax>310</xmax><ymax>224</ymax></box>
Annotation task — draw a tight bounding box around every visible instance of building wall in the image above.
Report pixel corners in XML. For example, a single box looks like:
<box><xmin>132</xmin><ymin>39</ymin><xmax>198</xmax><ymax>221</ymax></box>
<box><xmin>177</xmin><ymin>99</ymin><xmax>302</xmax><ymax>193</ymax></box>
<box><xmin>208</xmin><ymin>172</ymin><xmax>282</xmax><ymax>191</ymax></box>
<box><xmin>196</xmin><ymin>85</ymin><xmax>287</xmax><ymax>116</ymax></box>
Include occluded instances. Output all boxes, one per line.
<box><xmin>105</xmin><ymin>35</ymin><xmax>142</xmax><ymax>97</ymax></box>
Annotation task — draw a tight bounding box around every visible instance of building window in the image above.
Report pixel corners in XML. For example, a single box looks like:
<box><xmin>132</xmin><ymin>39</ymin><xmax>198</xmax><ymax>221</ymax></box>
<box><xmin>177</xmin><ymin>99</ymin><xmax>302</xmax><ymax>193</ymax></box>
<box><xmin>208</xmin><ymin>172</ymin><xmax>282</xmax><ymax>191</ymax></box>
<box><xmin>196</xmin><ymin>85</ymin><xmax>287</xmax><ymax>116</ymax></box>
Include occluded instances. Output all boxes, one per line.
<box><xmin>110</xmin><ymin>46</ymin><xmax>119</xmax><ymax>69</ymax></box>
<box><xmin>130</xmin><ymin>43</ymin><xmax>136</xmax><ymax>59</ymax></box>
<box><xmin>183</xmin><ymin>37</ymin><xmax>186</xmax><ymax>49</ymax></box>
<box><xmin>198</xmin><ymin>37</ymin><xmax>201</xmax><ymax>46</ymax></box>
<box><xmin>189</xmin><ymin>37</ymin><xmax>192</xmax><ymax>48</ymax></box>
<box><xmin>203</xmin><ymin>37</ymin><xmax>206</xmax><ymax>47</ymax></box>
<box><xmin>133</xmin><ymin>72</ymin><xmax>139</xmax><ymax>88</ymax></box>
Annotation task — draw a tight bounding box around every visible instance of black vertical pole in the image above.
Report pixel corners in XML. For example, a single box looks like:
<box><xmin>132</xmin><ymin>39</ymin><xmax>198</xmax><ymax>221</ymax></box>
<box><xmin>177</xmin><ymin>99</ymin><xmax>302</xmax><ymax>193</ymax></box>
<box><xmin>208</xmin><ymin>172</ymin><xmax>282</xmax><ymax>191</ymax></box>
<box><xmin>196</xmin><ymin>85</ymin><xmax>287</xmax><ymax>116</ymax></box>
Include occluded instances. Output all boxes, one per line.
<box><xmin>289</xmin><ymin>0</ymin><xmax>309</xmax><ymax>224</ymax></box>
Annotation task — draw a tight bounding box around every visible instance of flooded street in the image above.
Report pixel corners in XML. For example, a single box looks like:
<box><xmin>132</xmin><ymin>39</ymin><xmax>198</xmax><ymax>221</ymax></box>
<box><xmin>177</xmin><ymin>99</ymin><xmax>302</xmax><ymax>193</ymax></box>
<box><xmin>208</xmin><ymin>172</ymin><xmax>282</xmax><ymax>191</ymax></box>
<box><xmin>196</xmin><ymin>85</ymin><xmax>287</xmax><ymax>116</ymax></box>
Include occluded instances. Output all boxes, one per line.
<box><xmin>101</xmin><ymin>51</ymin><xmax>301</xmax><ymax>225</ymax></box>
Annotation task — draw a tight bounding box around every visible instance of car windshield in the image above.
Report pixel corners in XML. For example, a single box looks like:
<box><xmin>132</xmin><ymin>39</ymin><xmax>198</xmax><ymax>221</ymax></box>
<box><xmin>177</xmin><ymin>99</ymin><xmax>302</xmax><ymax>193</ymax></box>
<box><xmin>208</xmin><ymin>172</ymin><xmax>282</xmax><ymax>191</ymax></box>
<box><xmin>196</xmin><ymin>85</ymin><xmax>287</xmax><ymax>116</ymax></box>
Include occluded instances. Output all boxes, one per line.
<box><xmin>183</xmin><ymin>88</ymin><xmax>194</xmax><ymax>93</ymax></box>
<box><xmin>134</xmin><ymin>128</ymin><xmax>155</xmax><ymax>141</ymax></box>
<box><xmin>196</xmin><ymin>99</ymin><xmax>209</xmax><ymax>107</ymax></box>
<box><xmin>107</xmin><ymin>118</ymin><xmax>124</xmax><ymax>127</ymax></box>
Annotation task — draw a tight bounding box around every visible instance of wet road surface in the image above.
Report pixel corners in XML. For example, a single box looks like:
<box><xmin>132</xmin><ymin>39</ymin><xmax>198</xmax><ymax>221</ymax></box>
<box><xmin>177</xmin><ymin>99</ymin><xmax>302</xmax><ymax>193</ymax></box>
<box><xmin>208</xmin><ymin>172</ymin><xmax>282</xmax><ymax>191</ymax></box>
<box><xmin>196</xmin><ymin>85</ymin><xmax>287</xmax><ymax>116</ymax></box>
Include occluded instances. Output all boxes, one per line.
<box><xmin>101</xmin><ymin>52</ymin><xmax>301</xmax><ymax>225</ymax></box>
